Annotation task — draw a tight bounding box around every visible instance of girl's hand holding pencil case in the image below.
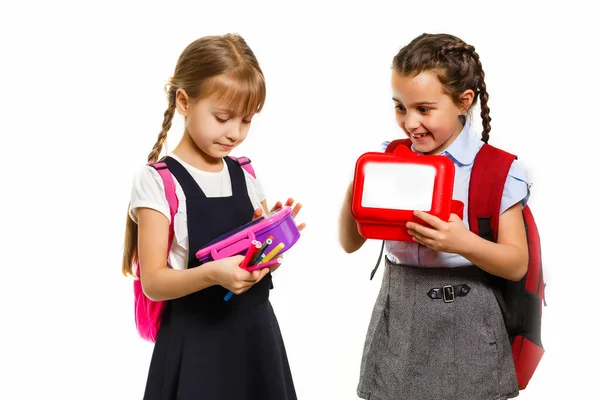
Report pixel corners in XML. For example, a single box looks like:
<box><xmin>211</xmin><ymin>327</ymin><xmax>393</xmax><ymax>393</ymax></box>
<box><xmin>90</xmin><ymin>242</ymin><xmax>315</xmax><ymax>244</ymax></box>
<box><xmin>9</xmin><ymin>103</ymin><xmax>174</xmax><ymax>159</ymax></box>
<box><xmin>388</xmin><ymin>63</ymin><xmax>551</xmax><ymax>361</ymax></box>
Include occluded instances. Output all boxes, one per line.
<box><xmin>195</xmin><ymin>205</ymin><xmax>301</xmax><ymax>264</ymax></box>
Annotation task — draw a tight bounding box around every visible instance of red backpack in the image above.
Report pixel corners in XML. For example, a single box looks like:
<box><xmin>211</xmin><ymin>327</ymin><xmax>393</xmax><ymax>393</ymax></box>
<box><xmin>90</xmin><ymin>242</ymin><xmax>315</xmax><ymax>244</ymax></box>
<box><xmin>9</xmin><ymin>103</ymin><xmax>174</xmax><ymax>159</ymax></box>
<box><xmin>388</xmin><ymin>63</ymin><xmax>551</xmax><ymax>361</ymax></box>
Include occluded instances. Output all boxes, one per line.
<box><xmin>378</xmin><ymin>139</ymin><xmax>546</xmax><ymax>390</ymax></box>
<box><xmin>133</xmin><ymin>156</ymin><xmax>256</xmax><ymax>343</ymax></box>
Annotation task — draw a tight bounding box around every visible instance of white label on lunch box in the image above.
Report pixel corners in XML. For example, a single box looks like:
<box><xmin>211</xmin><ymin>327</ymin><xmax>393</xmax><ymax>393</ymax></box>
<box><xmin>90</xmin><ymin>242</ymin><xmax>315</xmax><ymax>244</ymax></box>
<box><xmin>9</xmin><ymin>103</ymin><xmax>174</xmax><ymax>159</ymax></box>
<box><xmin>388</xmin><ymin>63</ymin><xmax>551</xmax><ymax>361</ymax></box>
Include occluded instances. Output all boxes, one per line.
<box><xmin>361</xmin><ymin>162</ymin><xmax>436</xmax><ymax>210</ymax></box>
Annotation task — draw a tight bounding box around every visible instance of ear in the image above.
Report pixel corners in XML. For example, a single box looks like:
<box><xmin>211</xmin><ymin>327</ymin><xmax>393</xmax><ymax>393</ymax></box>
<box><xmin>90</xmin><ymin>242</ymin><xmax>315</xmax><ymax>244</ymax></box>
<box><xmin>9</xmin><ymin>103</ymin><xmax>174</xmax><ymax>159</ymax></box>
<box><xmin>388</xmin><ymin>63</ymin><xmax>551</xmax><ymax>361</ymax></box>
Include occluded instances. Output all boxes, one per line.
<box><xmin>458</xmin><ymin>89</ymin><xmax>475</xmax><ymax>113</ymax></box>
<box><xmin>175</xmin><ymin>88</ymin><xmax>190</xmax><ymax>116</ymax></box>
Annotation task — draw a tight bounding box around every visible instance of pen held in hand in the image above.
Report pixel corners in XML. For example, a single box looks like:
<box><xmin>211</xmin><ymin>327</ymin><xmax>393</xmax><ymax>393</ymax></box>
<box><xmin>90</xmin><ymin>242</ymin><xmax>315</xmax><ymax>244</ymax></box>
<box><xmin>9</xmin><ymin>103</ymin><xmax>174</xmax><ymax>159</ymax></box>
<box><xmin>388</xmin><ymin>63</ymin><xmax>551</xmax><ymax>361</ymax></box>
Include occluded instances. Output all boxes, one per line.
<box><xmin>240</xmin><ymin>242</ymin><xmax>261</xmax><ymax>270</ymax></box>
<box><xmin>223</xmin><ymin>242</ymin><xmax>262</xmax><ymax>302</ymax></box>
<box><xmin>250</xmin><ymin>238</ymin><xmax>272</xmax><ymax>266</ymax></box>
<box><xmin>246</xmin><ymin>257</ymin><xmax>283</xmax><ymax>272</ymax></box>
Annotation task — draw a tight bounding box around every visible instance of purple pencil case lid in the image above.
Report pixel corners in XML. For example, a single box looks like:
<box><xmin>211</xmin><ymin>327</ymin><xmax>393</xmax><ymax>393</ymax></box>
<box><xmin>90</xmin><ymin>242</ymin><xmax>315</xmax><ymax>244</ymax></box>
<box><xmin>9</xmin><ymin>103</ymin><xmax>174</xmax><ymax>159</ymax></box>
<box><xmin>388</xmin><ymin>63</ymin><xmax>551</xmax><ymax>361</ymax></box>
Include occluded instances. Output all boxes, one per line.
<box><xmin>195</xmin><ymin>206</ymin><xmax>301</xmax><ymax>263</ymax></box>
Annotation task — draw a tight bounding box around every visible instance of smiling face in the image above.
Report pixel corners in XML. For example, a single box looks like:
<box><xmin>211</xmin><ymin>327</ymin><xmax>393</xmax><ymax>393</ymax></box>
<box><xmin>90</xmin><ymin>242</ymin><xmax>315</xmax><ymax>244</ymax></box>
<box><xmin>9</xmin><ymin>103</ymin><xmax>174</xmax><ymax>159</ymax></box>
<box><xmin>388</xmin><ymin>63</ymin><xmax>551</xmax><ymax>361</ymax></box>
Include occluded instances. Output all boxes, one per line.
<box><xmin>392</xmin><ymin>69</ymin><xmax>473</xmax><ymax>154</ymax></box>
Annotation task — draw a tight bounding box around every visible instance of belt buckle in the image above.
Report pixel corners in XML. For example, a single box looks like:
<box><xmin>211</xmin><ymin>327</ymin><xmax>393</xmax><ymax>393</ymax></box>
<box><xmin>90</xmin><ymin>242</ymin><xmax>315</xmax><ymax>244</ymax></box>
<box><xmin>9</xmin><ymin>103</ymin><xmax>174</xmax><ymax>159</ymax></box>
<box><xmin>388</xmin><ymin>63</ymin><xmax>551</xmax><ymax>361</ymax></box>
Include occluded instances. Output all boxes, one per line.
<box><xmin>442</xmin><ymin>285</ymin><xmax>454</xmax><ymax>303</ymax></box>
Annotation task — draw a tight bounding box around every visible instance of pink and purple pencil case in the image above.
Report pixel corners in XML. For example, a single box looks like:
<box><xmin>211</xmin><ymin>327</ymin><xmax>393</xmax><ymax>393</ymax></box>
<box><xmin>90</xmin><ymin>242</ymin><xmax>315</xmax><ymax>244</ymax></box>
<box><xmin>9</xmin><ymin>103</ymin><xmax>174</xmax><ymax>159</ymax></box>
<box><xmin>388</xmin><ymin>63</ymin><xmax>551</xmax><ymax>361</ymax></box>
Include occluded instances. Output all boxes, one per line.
<box><xmin>195</xmin><ymin>206</ymin><xmax>301</xmax><ymax>264</ymax></box>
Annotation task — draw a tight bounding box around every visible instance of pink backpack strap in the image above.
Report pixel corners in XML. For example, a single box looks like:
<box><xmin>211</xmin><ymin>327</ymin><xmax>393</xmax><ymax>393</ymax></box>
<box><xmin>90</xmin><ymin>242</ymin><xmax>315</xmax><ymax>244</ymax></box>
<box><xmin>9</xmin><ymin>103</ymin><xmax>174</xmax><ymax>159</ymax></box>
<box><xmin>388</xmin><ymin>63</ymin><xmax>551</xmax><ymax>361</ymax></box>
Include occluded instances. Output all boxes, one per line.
<box><xmin>148</xmin><ymin>156</ymin><xmax>251</xmax><ymax>251</ymax></box>
<box><xmin>230</xmin><ymin>156</ymin><xmax>256</xmax><ymax>178</ymax></box>
<box><xmin>148</xmin><ymin>161</ymin><xmax>178</xmax><ymax>253</ymax></box>
<box><xmin>133</xmin><ymin>161</ymin><xmax>178</xmax><ymax>343</ymax></box>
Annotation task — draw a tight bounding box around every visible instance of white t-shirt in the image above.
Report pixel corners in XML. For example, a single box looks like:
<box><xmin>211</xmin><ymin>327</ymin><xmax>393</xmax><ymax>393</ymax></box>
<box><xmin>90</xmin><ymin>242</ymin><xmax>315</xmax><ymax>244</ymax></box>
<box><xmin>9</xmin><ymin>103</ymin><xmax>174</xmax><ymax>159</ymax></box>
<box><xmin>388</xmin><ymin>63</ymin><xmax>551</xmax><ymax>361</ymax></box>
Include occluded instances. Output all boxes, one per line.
<box><xmin>128</xmin><ymin>153</ymin><xmax>266</xmax><ymax>270</ymax></box>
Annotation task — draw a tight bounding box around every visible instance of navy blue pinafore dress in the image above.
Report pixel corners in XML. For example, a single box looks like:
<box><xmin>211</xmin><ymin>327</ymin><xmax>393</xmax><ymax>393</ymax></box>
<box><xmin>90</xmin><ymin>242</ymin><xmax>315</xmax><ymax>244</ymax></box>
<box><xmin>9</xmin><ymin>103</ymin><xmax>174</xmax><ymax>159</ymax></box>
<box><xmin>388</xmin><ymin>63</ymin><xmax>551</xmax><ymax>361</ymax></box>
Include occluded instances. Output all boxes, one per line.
<box><xmin>143</xmin><ymin>156</ymin><xmax>296</xmax><ymax>400</ymax></box>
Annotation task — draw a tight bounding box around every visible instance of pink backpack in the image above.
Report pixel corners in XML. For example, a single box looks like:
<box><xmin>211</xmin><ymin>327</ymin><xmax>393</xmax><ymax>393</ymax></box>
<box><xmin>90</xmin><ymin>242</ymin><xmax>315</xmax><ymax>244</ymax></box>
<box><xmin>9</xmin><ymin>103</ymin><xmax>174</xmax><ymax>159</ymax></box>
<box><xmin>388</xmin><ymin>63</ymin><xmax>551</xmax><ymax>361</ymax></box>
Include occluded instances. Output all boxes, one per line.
<box><xmin>133</xmin><ymin>156</ymin><xmax>256</xmax><ymax>342</ymax></box>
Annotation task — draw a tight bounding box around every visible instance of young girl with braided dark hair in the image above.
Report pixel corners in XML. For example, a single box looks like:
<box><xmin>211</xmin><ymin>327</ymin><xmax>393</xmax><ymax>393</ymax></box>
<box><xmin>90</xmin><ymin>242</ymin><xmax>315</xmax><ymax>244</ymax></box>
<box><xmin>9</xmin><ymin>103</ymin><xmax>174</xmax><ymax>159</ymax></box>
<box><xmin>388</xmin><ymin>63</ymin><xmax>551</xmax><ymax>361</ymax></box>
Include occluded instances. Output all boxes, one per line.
<box><xmin>339</xmin><ymin>33</ymin><xmax>530</xmax><ymax>399</ymax></box>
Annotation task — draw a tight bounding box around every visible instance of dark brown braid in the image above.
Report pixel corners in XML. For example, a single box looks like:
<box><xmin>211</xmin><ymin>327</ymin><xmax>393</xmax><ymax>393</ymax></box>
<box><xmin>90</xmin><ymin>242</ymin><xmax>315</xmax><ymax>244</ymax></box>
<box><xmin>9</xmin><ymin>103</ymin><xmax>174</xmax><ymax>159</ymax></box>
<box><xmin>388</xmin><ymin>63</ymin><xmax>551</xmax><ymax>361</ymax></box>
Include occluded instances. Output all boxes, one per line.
<box><xmin>468</xmin><ymin>50</ymin><xmax>491</xmax><ymax>143</ymax></box>
<box><xmin>393</xmin><ymin>33</ymin><xmax>492</xmax><ymax>143</ymax></box>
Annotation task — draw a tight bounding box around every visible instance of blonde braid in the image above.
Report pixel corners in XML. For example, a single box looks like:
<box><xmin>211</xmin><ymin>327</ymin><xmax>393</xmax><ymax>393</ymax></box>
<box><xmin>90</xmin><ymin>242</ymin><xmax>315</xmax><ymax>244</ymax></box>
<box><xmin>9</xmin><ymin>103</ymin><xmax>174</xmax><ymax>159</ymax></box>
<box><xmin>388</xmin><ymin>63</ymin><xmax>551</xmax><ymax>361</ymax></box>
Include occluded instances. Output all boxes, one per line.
<box><xmin>147</xmin><ymin>85</ymin><xmax>177</xmax><ymax>163</ymax></box>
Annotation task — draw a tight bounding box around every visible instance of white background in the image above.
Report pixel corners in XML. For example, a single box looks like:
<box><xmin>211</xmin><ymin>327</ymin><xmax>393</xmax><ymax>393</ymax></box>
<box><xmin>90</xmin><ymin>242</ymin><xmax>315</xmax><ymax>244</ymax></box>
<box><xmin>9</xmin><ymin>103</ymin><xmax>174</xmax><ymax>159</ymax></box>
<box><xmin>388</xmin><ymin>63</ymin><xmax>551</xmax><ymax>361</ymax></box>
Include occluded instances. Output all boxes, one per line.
<box><xmin>2</xmin><ymin>1</ymin><xmax>598</xmax><ymax>398</ymax></box>
<box><xmin>362</xmin><ymin>163</ymin><xmax>436</xmax><ymax>210</ymax></box>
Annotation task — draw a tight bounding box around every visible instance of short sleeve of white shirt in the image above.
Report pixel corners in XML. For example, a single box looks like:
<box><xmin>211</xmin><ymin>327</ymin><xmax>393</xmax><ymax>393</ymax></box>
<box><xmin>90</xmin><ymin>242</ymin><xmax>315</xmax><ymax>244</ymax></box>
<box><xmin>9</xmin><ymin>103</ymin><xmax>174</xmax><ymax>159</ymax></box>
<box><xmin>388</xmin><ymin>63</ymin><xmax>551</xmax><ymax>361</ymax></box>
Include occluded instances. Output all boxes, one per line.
<box><xmin>129</xmin><ymin>165</ymin><xmax>171</xmax><ymax>223</ymax></box>
<box><xmin>128</xmin><ymin>161</ymin><xmax>266</xmax><ymax>224</ymax></box>
<box><xmin>128</xmin><ymin>155</ymin><xmax>267</xmax><ymax>269</ymax></box>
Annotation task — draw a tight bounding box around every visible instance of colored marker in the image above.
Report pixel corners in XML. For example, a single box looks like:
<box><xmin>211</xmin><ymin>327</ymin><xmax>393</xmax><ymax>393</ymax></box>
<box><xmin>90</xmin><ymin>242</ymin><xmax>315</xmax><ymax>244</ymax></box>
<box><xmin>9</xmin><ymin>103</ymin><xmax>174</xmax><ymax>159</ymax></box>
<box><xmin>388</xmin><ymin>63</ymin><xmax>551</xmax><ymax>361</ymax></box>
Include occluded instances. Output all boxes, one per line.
<box><xmin>223</xmin><ymin>291</ymin><xmax>235</xmax><ymax>301</ymax></box>
<box><xmin>250</xmin><ymin>238</ymin><xmax>273</xmax><ymax>266</ymax></box>
<box><xmin>240</xmin><ymin>242</ymin><xmax>261</xmax><ymax>270</ymax></box>
<box><xmin>246</xmin><ymin>257</ymin><xmax>283</xmax><ymax>272</ymax></box>
<box><xmin>259</xmin><ymin>242</ymin><xmax>285</xmax><ymax>264</ymax></box>
<box><xmin>224</xmin><ymin>242</ymin><xmax>261</xmax><ymax>301</ymax></box>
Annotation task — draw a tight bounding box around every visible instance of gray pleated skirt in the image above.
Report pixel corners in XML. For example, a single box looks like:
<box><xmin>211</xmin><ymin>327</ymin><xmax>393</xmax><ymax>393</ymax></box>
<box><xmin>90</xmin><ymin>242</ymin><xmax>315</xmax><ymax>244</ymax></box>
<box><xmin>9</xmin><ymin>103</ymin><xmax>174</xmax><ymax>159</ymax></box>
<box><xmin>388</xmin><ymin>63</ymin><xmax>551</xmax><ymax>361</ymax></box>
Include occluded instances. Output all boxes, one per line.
<box><xmin>357</xmin><ymin>258</ymin><xmax>519</xmax><ymax>400</ymax></box>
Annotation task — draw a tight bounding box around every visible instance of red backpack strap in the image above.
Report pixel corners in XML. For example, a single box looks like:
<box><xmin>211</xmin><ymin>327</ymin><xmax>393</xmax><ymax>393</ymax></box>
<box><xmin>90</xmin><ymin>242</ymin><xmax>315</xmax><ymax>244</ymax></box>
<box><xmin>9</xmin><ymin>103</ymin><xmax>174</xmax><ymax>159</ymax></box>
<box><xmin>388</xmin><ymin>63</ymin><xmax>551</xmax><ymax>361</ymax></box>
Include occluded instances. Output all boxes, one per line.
<box><xmin>468</xmin><ymin>143</ymin><xmax>521</xmax><ymax>335</ymax></box>
<box><xmin>230</xmin><ymin>156</ymin><xmax>256</xmax><ymax>178</ymax></box>
<box><xmin>384</xmin><ymin>138</ymin><xmax>413</xmax><ymax>153</ymax></box>
<box><xmin>148</xmin><ymin>161</ymin><xmax>178</xmax><ymax>255</ymax></box>
<box><xmin>470</xmin><ymin>145</ymin><xmax>546</xmax><ymax>390</ymax></box>
<box><xmin>468</xmin><ymin>143</ymin><xmax>517</xmax><ymax>241</ymax></box>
